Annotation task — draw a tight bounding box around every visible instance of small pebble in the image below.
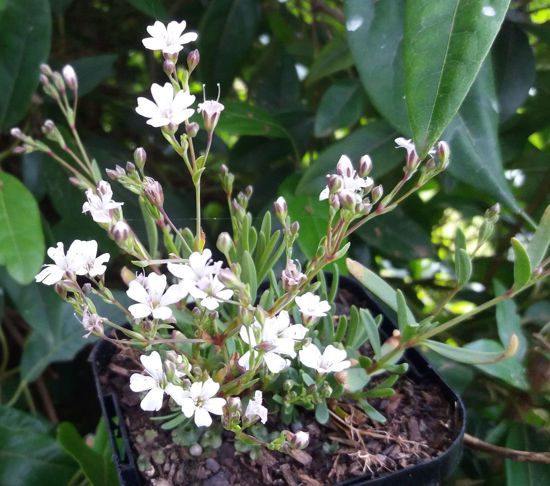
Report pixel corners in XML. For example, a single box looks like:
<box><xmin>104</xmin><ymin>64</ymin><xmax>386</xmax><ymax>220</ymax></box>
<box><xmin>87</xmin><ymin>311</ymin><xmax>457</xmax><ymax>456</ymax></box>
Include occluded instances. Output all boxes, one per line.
<box><xmin>206</xmin><ymin>457</ymin><xmax>220</xmax><ymax>473</ymax></box>
<box><xmin>203</xmin><ymin>469</ymin><xmax>231</xmax><ymax>486</ymax></box>
<box><xmin>190</xmin><ymin>444</ymin><xmax>203</xmax><ymax>456</ymax></box>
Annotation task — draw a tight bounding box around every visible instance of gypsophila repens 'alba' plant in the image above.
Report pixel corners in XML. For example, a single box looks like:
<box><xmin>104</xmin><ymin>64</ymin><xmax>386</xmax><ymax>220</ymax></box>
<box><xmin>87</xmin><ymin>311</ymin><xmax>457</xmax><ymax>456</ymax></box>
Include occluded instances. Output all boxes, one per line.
<box><xmin>14</xmin><ymin>19</ymin><xmax>550</xmax><ymax>460</ymax></box>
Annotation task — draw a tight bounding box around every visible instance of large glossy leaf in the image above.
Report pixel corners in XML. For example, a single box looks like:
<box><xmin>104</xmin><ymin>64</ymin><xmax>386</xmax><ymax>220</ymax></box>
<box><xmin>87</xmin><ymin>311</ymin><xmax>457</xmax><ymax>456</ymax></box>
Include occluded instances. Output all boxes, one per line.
<box><xmin>0</xmin><ymin>407</ymin><xmax>76</xmax><ymax>486</ymax></box>
<box><xmin>71</xmin><ymin>54</ymin><xmax>118</xmax><ymax>97</ymax></box>
<box><xmin>306</xmin><ymin>35</ymin><xmax>355</xmax><ymax>85</ymax></box>
<box><xmin>464</xmin><ymin>339</ymin><xmax>529</xmax><ymax>390</ymax></box>
<box><xmin>296</xmin><ymin>121</ymin><xmax>400</xmax><ymax>195</ymax></box>
<box><xmin>345</xmin><ymin>0</ymin><xmax>410</xmax><ymax>134</ymax></box>
<box><xmin>0</xmin><ymin>0</ymin><xmax>51</xmax><ymax>129</ymax></box>
<box><xmin>216</xmin><ymin>101</ymin><xmax>291</xmax><ymax>139</ymax></box>
<box><xmin>57</xmin><ymin>422</ymin><xmax>118</xmax><ymax>486</ymax></box>
<box><xmin>0</xmin><ymin>171</ymin><xmax>44</xmax><ymax>284</ymax></box>
<box><xmin>403</xmin><ymin>0</ymin><xmax>510</xmax><ymax>157</ymax></box>
<box><xmin>314</xmin><ymin>79</ymin><xmax>366</xmax><ymax>137</ymax></box>
<box><xmin>198</xmin><ymin>0</ymin><xmax>260</xmax><ymax>95</ymax></box>
<box><xmin>493</xmin><ymin>21</ymin><xmax>536</xmax><ymax>122</ymax></box>
<box><xmin>494</xmin><ymin>280</ymin><xmax>528</xmax><ymax>361</ymax></box>
<box><xmin>527</xmin><ymin>204</ymin><xmax>550</xmax><ymax>270</ymax></box>
<box><xmin>443</xmin><ymin>61</ymin><xmax>519</xmax><ymax>211</ymax></box>
<box><xmin>505</xmin><ymin>423</ymin><xmax>550</xmax><ymax>486</ymax></box>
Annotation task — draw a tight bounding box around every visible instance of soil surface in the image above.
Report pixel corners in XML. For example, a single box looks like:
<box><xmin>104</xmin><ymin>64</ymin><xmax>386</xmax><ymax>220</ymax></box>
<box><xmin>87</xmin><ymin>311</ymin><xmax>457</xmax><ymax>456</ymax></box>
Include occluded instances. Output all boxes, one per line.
<box><xmin>99</xmin><ymin>346</ymin><xmax>461</xmax><ymax>486</ymax></box>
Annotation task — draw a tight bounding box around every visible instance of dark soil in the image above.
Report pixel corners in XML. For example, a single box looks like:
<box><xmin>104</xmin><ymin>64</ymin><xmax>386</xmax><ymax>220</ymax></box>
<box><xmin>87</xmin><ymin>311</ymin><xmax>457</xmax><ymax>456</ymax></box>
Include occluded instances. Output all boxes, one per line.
<box><xmin>99</xmin><ymin>346</ymin><xmax>460</xmax><ymax>486</ymax></box>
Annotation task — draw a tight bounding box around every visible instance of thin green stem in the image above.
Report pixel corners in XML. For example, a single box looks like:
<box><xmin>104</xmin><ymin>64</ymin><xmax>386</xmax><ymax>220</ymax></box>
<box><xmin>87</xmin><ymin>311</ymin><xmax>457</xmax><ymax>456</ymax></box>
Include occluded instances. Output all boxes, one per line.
<box><xmin>0</xmin><ymin>325</ymin><xmax>9</xmax><ymax>376</ymax></box>
<box><xmin>23</xmin><ymin>385</ymin><xmax>37</xmax><ymax>415</ymax></box>
<box><xmin>45</xmin><ymin>149</ymin><xmax>93</xmax><ymax>185</ymax></box>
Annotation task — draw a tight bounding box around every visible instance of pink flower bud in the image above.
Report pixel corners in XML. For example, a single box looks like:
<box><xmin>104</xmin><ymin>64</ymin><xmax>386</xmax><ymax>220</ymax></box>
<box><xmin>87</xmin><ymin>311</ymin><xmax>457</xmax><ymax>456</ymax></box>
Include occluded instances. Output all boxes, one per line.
<box><xmin>358</xmin><ymin>155</ymin><xmax>372</xmax><ymax>177</ymax></box>
<box><xmin>52</xmin><ymin>72</ymin><xmax>65</xmax><ymax>93</ymax></box>
<box><xmin>126</xmin><ymin>161</ymin><xmax>136</xmax><ymax>173</ymax></box>
<box><xmin>133</xmin><ymin>147</ymin><xmax>147</xmax><ymax>171</ymax></box>
<box><xmin>217</xmin><ymin>232</ymin><xmax>234</xmax><ymax>255</ymax></box>
<box><xmin>371</xmin><ymin>184</ymin><xmax>383</xmax><ymax>203</ymax></box>
<box><xmin>198</xmin><ymin>99</ymin><xmax>224</xmax><ymax>132</ymax></box>
<box><xmin>111</xmin><ymin>221</ymin><xmax>130</xmax><ymax>242</ymax></box>
<box><xmin>274</xmin><ymin>196</ymin><xmax>287</xmax><ymax>221</ymax></box>
<box><xmin>336</xmin><ymin>155</ymin><xmax>353</xmax><ymax>178</ymax></box>
<box><xmin>97</xmin><ymin>180</ymin><xmax>112</xmax><ymax>196</ymax></box>
<box><xmin>187</xmin><ymin>49</ymin><xmax>200</xmax><ymax>72</ymax></box>
<box><xmin>42</xmin><ymin>119</ymin><xmax>56</xmax><ymax>135</ymax></box>
<box><xmin>144</xmin><ymin>177</ymin><xmax>164</xmax><ymax>208</ymax></box>
<box><xmin>62</xmin><ymin>65</ymin><xmax>78</xmax><ymax>91</ymax></box>
<box><xmin>186</xmin><ymin>122</ymin><xmax>199</xmax><ymax>137</ymax></box>
<box><xmin>436</xmin><ymin>140</ymin><xmax>450</xmax><ymax>165</ymax></box>
<box><xmin>10</xmin><ymin>127</ymin><xmax>23</xmax><ymax>140</ymax></box>
<box><xmin>40</xmin><ymin>64</ymin><xmax>52</xmax><ymax>76</ymax></box>
<box><xmin>163</xmin><ymin>59</ymin><xmax>176</xmax><ymax>75</ymax></box>
<box><xmin>39</xmin><ymin>74</ymin><xmax>49</xmax><ymax>87</ymax></box>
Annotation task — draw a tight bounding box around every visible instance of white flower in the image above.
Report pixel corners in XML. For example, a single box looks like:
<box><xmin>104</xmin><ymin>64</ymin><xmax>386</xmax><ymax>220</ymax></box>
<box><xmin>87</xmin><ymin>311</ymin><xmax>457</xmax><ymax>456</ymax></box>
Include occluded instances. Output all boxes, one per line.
<box><xmin>198</xmin><ymin>99</ymin><xmax>224</xmax><ymax>132</ymax></box>
<box><xmin>35</xmin><ymin>240</ymin><xmax>109</xmax><ymax>285</ymax></box>
<box><xmin>319</xmin><ymin>155</ymin><xmax>372</xmax><ymax>201</ymax></box>
<box><xmin>126</xmin><ymin>272</ymin><xmax>185</xmax><ymax>320</ymax></box>
<box><xmin>170</xmin><ymin>378</ymin><xmax>226</xmax><ymax>427</ymax></box>
<box><xmin>136</xmin><ymin>83</ymin><xmax>195</xmax><ymax>128</ymax></box>
<box><xmin>299</xmin><ymin>343</ymin><xmax>351</xmax><ymax>374</ymax></box>
<box><xmin>293</xmin><ymin>431</ymin><xmax>310</xmax><ymax>448</ymax></box>
<box><xmin>82</xmin><ymin>180</ymin><xmax>123</xmax><ymax>224</ymax></box>
<box><xmin>142</xmin><ymin>20</ymin><xmax>198</xmax><ymax>55</ymax></box>
<box><xmin>80</xmin><ymin>307</ymin><xmax>105</xmax><ymax>338</ymax></box>
<box><xmin>199</xmin><ymin>276</ymin><xmax>233</xmax><ymax>310</ymax></box>
<box><xmin>130</xmin><ymin>351</ymin><xmax>171</xmax><ymax>411</ymax></box>
<box><xmin>238</xmin><ymin>311</ymin><xmax>307</xmax><ymax>373</ymax></box>
<box><xmin>295</xmin><ymin>292</ymin><xmax>331</xmax><ymax>318</ymax></box>
<box><xmin>244</xmin><ymin>390</ymin><xmax>268</xmax><ymax>424</ymax></box>
<box><xmin>395</xmin><ymin>137</ymin><xmax>435</xmax><ymax>164</ymax></box>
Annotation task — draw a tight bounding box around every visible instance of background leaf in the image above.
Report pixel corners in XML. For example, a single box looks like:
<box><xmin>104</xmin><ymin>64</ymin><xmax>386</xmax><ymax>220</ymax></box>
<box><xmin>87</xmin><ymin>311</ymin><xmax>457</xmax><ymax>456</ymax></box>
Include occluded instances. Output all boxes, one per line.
<box><xmin>403</xmin><ymin>0</ymin><xmax>510</xmax><ymax>156</ymax></box>
<box><xmin>71</xmin><ymin>54</ymin><xmax>118</xmax><ymax>97</ymax></box>
<box><xmin>0</xmin><ymin>171</ymin><xmax>44</xmax><ymax>284</ymax></box>
<box><xmin>0</xmin><ymin>406</ymin><xmax>76</xmax><ymax>486</ymax></box>
<box><xmin>346</xmin><ymin>0</ymin><xmax>409</xmax><ymax>134</ymax></box>
<box><xmin>0</xmin><ymin>0</ymin><xmax>51</xmax><ymax>129</ymax></box>
<box><xmin>126</xmin><ymin>0</ymin><xmax>168</xmax><ymax>19</ymax></box>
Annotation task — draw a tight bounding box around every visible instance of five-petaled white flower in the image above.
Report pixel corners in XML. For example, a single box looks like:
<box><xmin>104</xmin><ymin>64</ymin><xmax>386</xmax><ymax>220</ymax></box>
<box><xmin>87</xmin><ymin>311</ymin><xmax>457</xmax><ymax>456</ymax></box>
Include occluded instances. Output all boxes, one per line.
<box><xmin>130</xmin><ymin>351</ymin><xmax>177</xmax><ymax>411</ymax></box>
<box><xmin>82</xmin><ymin>180</ymin><xmax>123</xmax><ymax>224</ymax></box>
<box><xmin>198</xmin><ymin>99</ymin><xmax>224</xmax><ymax>132</ymax></box>
<box><xmin>168</xmin><ymin>249</ymin><xmax>222</xmax><ymax>296</ymax></box>
<box><xmin>136</xmin><ymin>83</ymin><xmax>195</xmax><ymax>128</ymax></box>
<box><xmin>239</xmin><ymin>311</ymin><xmax>307</xmax><ymax>373</ymax></box>
<box><xmin>142</xmin><ymin>20</ymin><xmax>198</xmax><ymax>55</ymax></box>
<box><xmin>244</xmin><ymin>390</ymin><xmax>268</xmax><ymax>424</ymax></box>
<box><xmin>170</xmin><ymin>378</ymin><xmax>226</xmax><ymax>427</ymax></box>
<box><xmin>35</xmin><ymin>239</ymin><xmax>110</xmax><ymax>285</ymax></box>
<box><xmin>299</xmin><ymin>343</ymin><xmax>351</xmax><ymax>374</ymax></box>
<box><xmin>199</xmin><ymin>276</ymin><xmax>233</xmax><ymax>310</ymax></box>
<box><xmin>126</xmin><ymin>272</ymin><xmax>185</xmax><ymax>320</ymax></box>
<box><xmin>319</xmin><ymin>155</ymin><xmax>372</xmax><ymax>201</ymax></box>
<box><xmin>295</xmin><ymin>292</ymin><xmax>331</xmax><ymax>318</ymax></box>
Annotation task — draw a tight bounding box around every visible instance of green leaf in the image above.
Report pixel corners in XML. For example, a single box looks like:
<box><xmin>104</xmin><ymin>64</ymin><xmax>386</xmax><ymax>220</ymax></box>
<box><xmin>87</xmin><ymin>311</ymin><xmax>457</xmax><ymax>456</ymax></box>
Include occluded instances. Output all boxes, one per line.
<box><xmin>240</xmin><ymin>250</ymin><xmax>258</xmax><ymax>300</ymax></box>
<box><xmin>511</xmin><ymin>237</ymin><xmax>532</xmax><ymax>289</ymax></box>
<box><xmin>424</xmin><ymin>337</ymin><xmax>516</xmax><ymax>365</ymax></box>
<box><xmin>455</xmin><ymin>248</ymin><xmax>472</xmax><ymax>287</ymax></box>
<box><xmin>306</xmin><ymin>35</ymin><xmax>355</xmax><ymax>85</ymax></box>
<box><xmin>346</xmin><ymin>0</ymin><xmax>410</xmax><ymax>134</ymax></box>
<box><xmin>527</xmin><ymin>205</ymin><xmax>550</xmax><ymax>270</ymax></box>
<box><xmin>464</xmin><ymin>339</ymin><xmax>529</xmax><ymax>390</ymax></box>
<box><xmin>216</xmin><ymin>101</ymin><xmax>291</xmax><ymax>139</ymax></box>
<box><xmin>126</xmin><ymin>0</ymin><xmax>169</xmax><ymax>19</ymax></box>
<box><xmin>57</xmin><ymin>422</ymin><xmax>118</xmax><ymax>486</ymax></box>
<box><xmin>403</xmin><ymin>0</ymin><xmax>510</xmax><ymax>157</ymax></box>
<box><xmin>314</xmin><ymin>79</ymin><xmax>366</xmax><ymax>137</ymax></box>
<box><xmin>0</xmin><ymin>407</ymin><xmax>76</xmax><ymax>486</ymax></box>
<box><xmin>494</xmin><ymin>279</ymin><xmax>528</xmax><ymax>362</ymax></box>
<box><xmin>360</xmin><ymin>309</ymin><xmax>381</xmax><ymax>359</ymax></box>
<box><xmin>315</xmin><ymin>400</ymin><xmax>329</xmax><ymax>424</ymax></box>
<box><xmin>346</xmin><ymin>258</ymin><xmax>415</xmax><ymax>324</ymax></box>
<box><xmin>505</xmin><ymin>423</ymin><xmax>550</xmax><ymax>486</ymax></box>
<box><xmin>493</xmin><ymin>21</ymin><xmax>536</xmax><ymax>122</ymax></box>
<box><xmin>71</xmin><ymin>54</ymin><xmax>118</xmax><ymax>97</ymax></box>
<box><xmin>0</xmin><ymin>0</ymin><xmax>51</xmax><ymax>129</ymax></box>
<box><xmin>296</xmin><ymin>121</ymin><xmax>401</xmax><ymax>195</ymax></box>
<box><xmin>455</xmin><ymin>227</ymin><xmax>467</xmax><ymax>251</ymax></box>
<box><xmin>198</xmin><ymin>0</ymin><xmax>260</xmax><ymax>95</ymax></box>
<box><xmin>360</xmin><ymin>399</ymin><xmax>386</xmax><ymax>423</ymax></box>
<box><xmin>0</xmin><ymin>171</ymin><xmax>44</xmax><ymax>284</ymax></box>
<box><xmin>444</xmin><ymin>60</ymin><xmax>519</xmax><ymax>211</ymax></box>
<box><xmin>396</xmin><ymin>289</ymin><xmax>418</xmax><ymax>341</ymax></box>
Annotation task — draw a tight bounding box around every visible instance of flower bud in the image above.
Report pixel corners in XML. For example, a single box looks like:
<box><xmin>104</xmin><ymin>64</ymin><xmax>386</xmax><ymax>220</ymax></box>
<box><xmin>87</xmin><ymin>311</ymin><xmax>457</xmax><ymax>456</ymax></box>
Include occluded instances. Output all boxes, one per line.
<box><xmin>111</xmin><ymin>221</ymin><xmax>130</xmax><ymax>242</ymax></box>
<box><xmin>133</xmin><ymin>147</ymin><xmax>147</xmax><ymax>171</ymax></box>
<box><xmin>39</xmin><ymin>74</ymin><xmax>50</xmax><ymax>87</ymax></box>
<box><xmin>290</xmin><ymin>221</ymin><xmax>300</xmax><ymax>235</ymax></box>
<box><xmin>187</xmin><ymin>49</ymin><xmax>200</xmax><ymax>72</ymax></box>
<box><xmin>52</xmin><ymin>72</ymin><xmax>65</xmax><ymax>93</ymax></box>
<box><xmin>371</xmin><ymin>184</ymin><xmax>383</xmax><ymax>204</ymax></box>
<box><xmin>287</xmin><ymin>430</ymin><xmax>309</xmax><ymax>449</ymax></box>
<box><xmin>186</xmin><ymin>122</ymin><xmax>199</xmax><ymax>137</ymax></box>
<box><xmin>274</xmin><ymin>196</ymin><xmax>288</xmax><ymax>222</ymax></box>
<box><xmin>198</xmin><ymin>99</ymin><xmax>224</xmax><ymax>132</ymax></box>
<box><xmin>10</xmin><ymin>127</ymin><xmax>23</xmax><ymax>140</ymax></box>
<box><xmin>358</xmin><ymin>155</ymin><xmax>373</xmax><ymax>177</ymax></box>
<box><xmin>217</xmin><ymin>232</ymin><xmax>234</xmax><ymax>255</ymax></box>
<box><xmin>426</xmin><ymin>158</ymin><xmax>436</xmax><ymax>171</ymax></box>
<box><xmin>281</xmin><ymin>259</ymin><xmax>306</xmax><ymax>291</ymax></box>
<box><xmin>105</xmin><ymin>168</ymin><xmax>118</xmax><ymax>180</ymax></box>
<box><xmin>405</xmin><ymin>149</ymin><xmax>421</xmax><ymax>173</ymax></box>
<box><xmin>82</xmin><ymin>283</ymin><xmax>92</xmax><ymax>293</ymax></box>
<box><xmin>125</xmin><ymin>161</ymin><xmax>136</xmax><ymax>173</ymax></box>
<box><xmin>144</xmin><ymin>178</ymin><xmax>164</xmax><ymax>208</ymax></box>
<box><xmin>62</xmin><ymin>65</ymin><xmax>78</xmax><ymax>91</ymax></box>
<box><xmin>42</xmin><ymin>119</ymin><xmax>56</xmax><ymax>135</ymax></box>
<box><xmin>40</xmin><ymin>64</ymin><xmax>52</xmax><ymax>76</ymax></box>
<box><xmin>163</xmin><ymin>59</ymin><xmax>176</xmax><ymax>76</ymax></box>
<box><xmin>336</xmin><ymin>155</ymin><xmax>353</xmax><ymax>178</ymax></box>
<box><xmin>326</xmin><ymin>174</ymin><xmax>343</xmax><ymax>194</ymax></box>
<box><xmin>436</xmin><ymin>140</ymin><xmax>450</xmax><ymax>166</ymax></box>
<box><xmin>486</xmin><ymin>203</ymin><xmax>501</xmax><ymax>222</ymax></box>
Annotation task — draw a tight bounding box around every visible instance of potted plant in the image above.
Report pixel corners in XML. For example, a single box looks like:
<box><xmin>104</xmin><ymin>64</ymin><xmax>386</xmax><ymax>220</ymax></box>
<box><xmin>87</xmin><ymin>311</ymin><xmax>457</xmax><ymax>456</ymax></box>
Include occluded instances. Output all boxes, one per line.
<box><xmin>13</xmin><ymin>18</ymin><xmax>550</xmax><ymax>486</ymax></box>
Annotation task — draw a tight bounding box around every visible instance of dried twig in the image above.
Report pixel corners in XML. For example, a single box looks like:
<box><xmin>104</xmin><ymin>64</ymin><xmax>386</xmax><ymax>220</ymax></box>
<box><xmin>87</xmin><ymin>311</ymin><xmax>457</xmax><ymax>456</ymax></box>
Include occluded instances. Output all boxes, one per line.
<box><xmin>464</xmin><ymin>433</ymin><xmax>550</xmax><ymax>464</ymax></box>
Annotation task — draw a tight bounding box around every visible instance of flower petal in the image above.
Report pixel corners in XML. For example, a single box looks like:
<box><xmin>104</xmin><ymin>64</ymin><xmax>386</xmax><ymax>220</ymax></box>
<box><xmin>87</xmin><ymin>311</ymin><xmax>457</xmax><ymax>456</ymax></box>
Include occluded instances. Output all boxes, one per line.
<box><xmin>129</xmin><ymin>373</ymin><xmax>156</xmax><ymax>392</ymax></box>
<box><xmin>140</xmin><ymin>386</ymin><xmax>164</xmax><ymax>411</ymax></box>
<box><xmin>194</xmin><ymin>407</ymin><xmax>213</xmax><ymax>427</ymax></box>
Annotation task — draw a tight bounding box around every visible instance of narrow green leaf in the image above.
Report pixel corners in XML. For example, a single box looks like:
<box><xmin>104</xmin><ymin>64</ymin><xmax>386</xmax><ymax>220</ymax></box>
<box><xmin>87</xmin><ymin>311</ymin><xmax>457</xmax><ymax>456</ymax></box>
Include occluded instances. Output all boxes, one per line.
<box><xmin>315</xmin><ymin>400</ymin><xmax>329</xmax><ymax>424</ymax></box>
<box><xmin>346</xmin><ymin>306</ymin><xmax>365</xmax><ymax>349</ymax></box>
<box><xmin>455</xmin><ymin>227</ymin><xmax>467</xmax><ymax>251</ymax></box>
<box><xmin>57</xmin><ymin>422</ymin><xmax>118</xmax><ymax>486</ymax></box>
<box><xmin>335</xmin><ymin>315</ymin><xmax>348</xmax><ymax>343</ymax></box>
<box><xmin>139</xmin><ymin>196</ymin><xmax>158</xmax><ymax>259</ymax></box>
<box><xmin>511</xmin><ymin>237</ymin><xmax>532</xmax><ymax>289</ymax></box>
<box><xmin>0</xmin><ymin>171</ymin><xmax>44</xmax><ymax>283</ymax></box>
<box><xmin>455</xmin><ymin>248</ymin><xmax>472</xmax><ymax>287</ymax></box>
<box><xmin>346</xmin><ymin>258</ymin><xmax>415</xmax><ymax>324</ymax></box>
<box><xmin>360</xmin><ymin>309</ymin><xmax>381</xmax><ymax>359</ymax></box>
<box><xmin>345</xmin><ymin>0</ymin><xmax>410</xmax><ymax>134</ymax></box>
<box><xmin>314</xmin><ymin>79</ymin><xmax>366</xmax><ymax>137</ymax></box>
<box><xmin>404</xmin><ymin>0</ymin><xmax>510</xmax><ymax>157</ymax></box>
<box><xmin>0</xmin><ymin>0</ymin><xmax>51</xmax><ymax>129</ymax></box>
<box><xmin>424</xmin><ymin>337</ymin><xmax>517</xmax><ymax>365</ymax></box>
<box><xmin>306</xmin><ymin>35</ymin><xmax>355</xmax><ymax>85</ymax></box>
<box><xmin>527</xmin><ymin>205</ymin><xmax>550</xmax><ymax>270</ymax></box>
<box><xmin>360</xmin><ymin>400</ymin><xmax>386</xmax><ymax>423</ymax></box>
<box><xmin>240</xmin><ymin>250</ymin><xmax>257</xmax><ymax>300</ymax></box>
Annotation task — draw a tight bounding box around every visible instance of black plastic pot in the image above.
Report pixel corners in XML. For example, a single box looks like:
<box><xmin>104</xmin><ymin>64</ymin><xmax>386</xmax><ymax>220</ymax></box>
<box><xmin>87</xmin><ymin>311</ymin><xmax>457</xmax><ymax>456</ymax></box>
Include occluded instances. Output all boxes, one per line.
<box><xmin>89</xmin><ymin>275</ymin><xmax>465</xmax><ymax>486</ymax></box>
